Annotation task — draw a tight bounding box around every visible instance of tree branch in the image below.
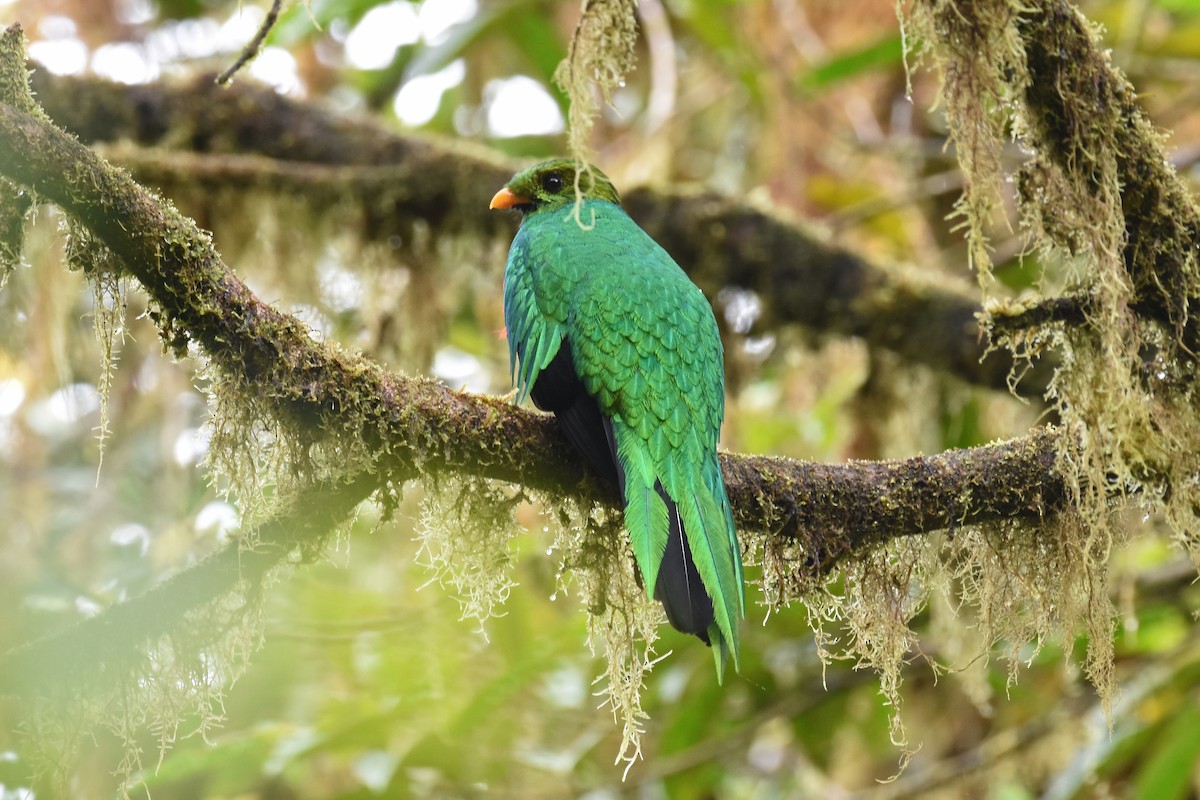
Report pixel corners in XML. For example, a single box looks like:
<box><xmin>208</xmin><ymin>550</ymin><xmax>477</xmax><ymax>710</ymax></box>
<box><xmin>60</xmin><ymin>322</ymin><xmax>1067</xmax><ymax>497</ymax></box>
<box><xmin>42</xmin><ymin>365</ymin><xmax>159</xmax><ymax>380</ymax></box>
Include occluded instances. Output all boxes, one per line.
<box><xmin>0</xmin><ymin>93</ymin><xmax>1070</xmax><ymax>697</ymax></box>
<box><xmin>214</xmin><ymin>0</ymin><xmax>283</xmax><ymax>85</ymax></box>
<box><xmin>28</xmin><ymin>69</ymin><xmax>1054</xmax><ymax>395</ymax></box>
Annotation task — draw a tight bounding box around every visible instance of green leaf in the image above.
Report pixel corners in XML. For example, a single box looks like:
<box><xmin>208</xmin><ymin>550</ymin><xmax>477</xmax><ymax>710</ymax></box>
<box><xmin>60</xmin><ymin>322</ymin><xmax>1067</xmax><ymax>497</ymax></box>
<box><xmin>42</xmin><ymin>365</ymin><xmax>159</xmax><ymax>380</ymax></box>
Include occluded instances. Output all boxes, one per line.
<box><xmin>404</xmin><ymin>0</ymin><xmax>553</xmax><ymax>81</ymax></box>
<box><xmin>268</xmin><ymin>0</ymin><xmax>386</xmax><ymax>48</ymax></box>
<box><xmin>795</xmin><ymin>34</ymin><xmax>905</xmax><ymax>93</ymax></box>
<box><xmin>1132</xmin><ymin>702</ymin><xmax>1200</xmax><ymax>800</ymax></box>
<box><xmin>671</xmin><ymin>0</ymin><xmax>764</xmax><ymax>104</ymax></box>
<box><xmin>1151</xmin><ymin>0</ymin><xmax>1200</xmax><ymax>16</ymax></box>
<box><xmin>503</xmin><ymin>11</ymin><xmax>568</xmax><ymax>104</ymax></box>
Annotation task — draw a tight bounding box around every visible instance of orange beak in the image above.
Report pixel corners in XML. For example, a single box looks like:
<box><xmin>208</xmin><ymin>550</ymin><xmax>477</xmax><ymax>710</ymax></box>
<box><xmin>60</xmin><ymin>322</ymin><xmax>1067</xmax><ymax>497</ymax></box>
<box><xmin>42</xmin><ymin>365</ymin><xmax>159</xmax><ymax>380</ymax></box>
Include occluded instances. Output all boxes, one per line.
<box><xmin>489</xmin><ymin>187</ymin><xmax>530</xmax><ymax>210</ymax></box>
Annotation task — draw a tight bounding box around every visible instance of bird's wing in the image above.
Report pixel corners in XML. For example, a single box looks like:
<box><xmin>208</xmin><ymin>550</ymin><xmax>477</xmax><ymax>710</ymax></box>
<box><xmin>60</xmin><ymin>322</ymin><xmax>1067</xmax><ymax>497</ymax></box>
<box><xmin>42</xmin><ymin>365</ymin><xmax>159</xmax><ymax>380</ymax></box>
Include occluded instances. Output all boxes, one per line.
<box><xmin>503</xmin><ymin>219</ymin><xmax>570</xmax><ymax>404</ymax></box>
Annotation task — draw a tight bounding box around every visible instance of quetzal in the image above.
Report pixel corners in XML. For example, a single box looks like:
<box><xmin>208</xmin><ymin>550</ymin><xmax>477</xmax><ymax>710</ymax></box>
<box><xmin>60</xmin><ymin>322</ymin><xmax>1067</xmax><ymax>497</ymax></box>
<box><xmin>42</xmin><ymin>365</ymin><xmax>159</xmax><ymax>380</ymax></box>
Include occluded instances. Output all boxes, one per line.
<box><xmin>490</xmin><ymin>159</ymin><xmax>744</xmax><ymax>680</ymax></box>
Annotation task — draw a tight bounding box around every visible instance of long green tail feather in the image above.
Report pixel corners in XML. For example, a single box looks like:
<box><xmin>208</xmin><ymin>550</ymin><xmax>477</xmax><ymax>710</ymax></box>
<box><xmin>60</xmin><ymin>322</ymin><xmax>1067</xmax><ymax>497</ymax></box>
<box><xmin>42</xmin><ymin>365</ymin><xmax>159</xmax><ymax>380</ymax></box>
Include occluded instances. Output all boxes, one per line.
<box><xmin>614</xmin><ymin>423</ymin><xmax>669</xmax><ymax>592</ymax></box>
<box><xmin>711</xmin><ymin>623</ymin><xmax>731</xmax><ymax>684</ymax></box>
<box><xmin>681</xmin><ymin>490</ymin><xmax>742</xmax><ymax>669</ymax></box>
<box><xmin>709</xmin><ymin>458</ymin><xmax>745</xmax><ymax>618</ymax></box>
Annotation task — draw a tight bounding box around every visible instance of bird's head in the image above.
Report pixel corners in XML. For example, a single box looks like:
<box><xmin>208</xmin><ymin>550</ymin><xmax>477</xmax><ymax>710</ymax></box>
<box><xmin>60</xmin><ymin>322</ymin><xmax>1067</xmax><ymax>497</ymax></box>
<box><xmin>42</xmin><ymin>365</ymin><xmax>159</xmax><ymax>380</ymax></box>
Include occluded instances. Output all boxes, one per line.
<box><xmin>489</xmin><ymin>159</ymin><xmax>621</xmax><ymax>215</ymax></box>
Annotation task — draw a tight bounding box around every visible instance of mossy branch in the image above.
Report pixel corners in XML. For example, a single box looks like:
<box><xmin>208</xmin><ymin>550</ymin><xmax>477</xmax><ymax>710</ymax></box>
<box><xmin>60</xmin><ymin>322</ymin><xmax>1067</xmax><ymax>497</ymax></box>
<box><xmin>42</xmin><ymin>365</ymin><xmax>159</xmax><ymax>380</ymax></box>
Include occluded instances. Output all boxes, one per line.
<box><xmin>1015</xmin><ymin>0</ymin><xmax>1200</xmax><ymax>343</ymax></box>
<box><xmin>0</xmin><ymin>94</ymin><xmax>1072</xmax><ymax>697</ymax></box>
<box><xmin>28</xmin><ymin>69</ymin><xmax>1052</xmax><ymax>395</ymax></box>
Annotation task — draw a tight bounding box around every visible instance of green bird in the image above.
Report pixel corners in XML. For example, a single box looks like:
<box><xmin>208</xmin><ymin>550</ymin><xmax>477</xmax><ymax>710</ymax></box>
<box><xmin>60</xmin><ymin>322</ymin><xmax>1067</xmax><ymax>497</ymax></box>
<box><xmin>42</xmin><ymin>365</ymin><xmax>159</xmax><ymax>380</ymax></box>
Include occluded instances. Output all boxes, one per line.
<box><xmin>490</xmin><ymin>159</ymin><xmax>744</xmax><ymax>680</ymax></box>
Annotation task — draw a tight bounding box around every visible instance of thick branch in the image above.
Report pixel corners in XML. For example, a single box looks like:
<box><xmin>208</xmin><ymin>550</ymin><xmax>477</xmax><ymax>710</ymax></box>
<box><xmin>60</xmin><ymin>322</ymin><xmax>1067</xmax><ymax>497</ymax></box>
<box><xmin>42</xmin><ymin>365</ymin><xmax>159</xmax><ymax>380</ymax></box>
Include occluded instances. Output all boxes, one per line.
<box><xmin>724</xmin><ymin>426</ymin><xmax>1064</xmax><ymax>570</ymax></box>
<box><xmin>0</xmin><ymin>97</ymin><xmax>1071</xmax><ymax>697</ymax></box>
<box><xmin>28</xmin><ymin>69</ymin><xmax>1053</xmax><ymax>395</ymax></box>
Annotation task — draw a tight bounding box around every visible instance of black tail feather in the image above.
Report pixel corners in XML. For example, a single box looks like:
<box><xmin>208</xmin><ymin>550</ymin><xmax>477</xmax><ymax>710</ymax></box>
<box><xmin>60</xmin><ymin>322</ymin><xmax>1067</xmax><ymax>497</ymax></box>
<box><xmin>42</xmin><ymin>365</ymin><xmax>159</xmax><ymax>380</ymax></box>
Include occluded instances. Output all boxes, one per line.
<box><xmin>652</xmin><ymin>482</ymin><xmax>715</xmax><ymax>645</ymax></box>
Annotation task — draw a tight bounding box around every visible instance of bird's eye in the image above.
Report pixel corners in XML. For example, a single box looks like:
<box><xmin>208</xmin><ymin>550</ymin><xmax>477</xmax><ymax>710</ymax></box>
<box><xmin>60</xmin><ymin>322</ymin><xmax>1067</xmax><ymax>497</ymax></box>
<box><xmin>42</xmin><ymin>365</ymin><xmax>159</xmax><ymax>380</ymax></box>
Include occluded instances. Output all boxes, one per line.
<box><xmin>541</xmin><ymin>172</ymin><xmax>564</xmax><ymax>193</ymax></box>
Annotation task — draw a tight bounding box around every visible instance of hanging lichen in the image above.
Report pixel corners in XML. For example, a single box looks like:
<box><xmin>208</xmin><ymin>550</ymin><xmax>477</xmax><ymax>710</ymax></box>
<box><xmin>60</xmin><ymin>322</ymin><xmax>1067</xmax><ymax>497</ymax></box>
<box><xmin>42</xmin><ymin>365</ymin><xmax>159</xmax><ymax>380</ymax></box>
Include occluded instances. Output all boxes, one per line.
<box><xmin>902</xmin><ymin>0</ymin><xmax>1025</xmax><ymax>287</ymax></box>
<box><xmin>0</xmin><ymin>27</ymin><xmax>44</xmax><ymax>288</ymax></box>
<box><xmin>95</xmin><ymin>144</ymin><xmax>492</xmax><ymax>375</ymax></box>
<box><xmin>548</xmin><ymin>501</ymin><xmax>665</xmax><ymax>776</ymax></box>
<box><xmin>0</xmin><ymin>186</ymin><xmax>33</xmax><ymax>288</ymax></box>
<box><xmin>63</xmin><ymin>224</ymin><xmax>127</xmax><ymax>472</ymax></box>
<box><xmin>415</xmin><ymin>477</ymin><xmax>522</xmax><ymax>632</ymax></box>
<box><xmin>413</xmin><ymin>473</ymin><xmax>666</xmax><ymax>774</ymax></box>
<box><xmin>555</xmin><ymin>0</ymin><xmax>640</xmax><ymax>163</ymax></box>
